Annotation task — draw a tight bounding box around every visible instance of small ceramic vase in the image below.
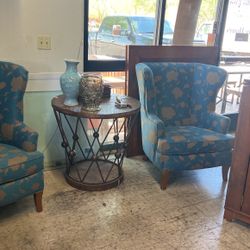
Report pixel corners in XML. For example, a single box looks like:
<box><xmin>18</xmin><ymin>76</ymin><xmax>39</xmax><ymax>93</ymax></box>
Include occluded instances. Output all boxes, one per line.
<box><xmin>60</xmin><ymin>59</ymin><xmax>81</xmax><ymax>106</ymax></box>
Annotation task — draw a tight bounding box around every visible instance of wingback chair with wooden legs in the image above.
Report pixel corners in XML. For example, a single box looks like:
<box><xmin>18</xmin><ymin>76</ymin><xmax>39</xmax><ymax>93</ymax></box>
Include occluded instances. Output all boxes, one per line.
<box><xmin>0</xmin><ymin>61</ymin><xmax>44</xmax><ymax>212</ymax></box>
<box><xmin>135</xmin><ymin>62</ymin><xmax>234</xmax><ymax>189</ymax></box>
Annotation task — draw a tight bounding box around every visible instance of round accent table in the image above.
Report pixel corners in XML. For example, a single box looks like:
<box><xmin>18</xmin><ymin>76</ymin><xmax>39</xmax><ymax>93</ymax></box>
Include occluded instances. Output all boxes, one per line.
<box><xmin>51</xmin><ymin>94</ymin><xmax>140</xmax><ymax>191</ymax></box>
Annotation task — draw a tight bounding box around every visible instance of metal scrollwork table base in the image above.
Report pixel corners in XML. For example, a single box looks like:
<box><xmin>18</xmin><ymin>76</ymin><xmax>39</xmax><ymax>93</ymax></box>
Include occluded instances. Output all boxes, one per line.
<box><xmin>51</xmin><ymin>94</ymin><xmax>140</xmax><ymax>191</ymax></box>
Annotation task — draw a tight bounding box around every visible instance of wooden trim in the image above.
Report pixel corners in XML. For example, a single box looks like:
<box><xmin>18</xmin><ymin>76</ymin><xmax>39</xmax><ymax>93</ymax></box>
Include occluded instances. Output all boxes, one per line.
<box><xmin>125</xmin><ymin>45</ymin><xmax>220</xmax><ymax>156</ymax></box>
<box><xmin>224</xmin><ymin>208</ymin><xmax>250</xmax><ymax>224</ymax></box>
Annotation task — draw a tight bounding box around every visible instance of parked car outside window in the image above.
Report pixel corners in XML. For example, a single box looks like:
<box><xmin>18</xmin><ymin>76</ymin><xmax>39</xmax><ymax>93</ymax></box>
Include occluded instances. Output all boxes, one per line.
<box><xmin>89</xmin><ymin>15</ymin><xmax>173</xmax><ymax>60</ymax></box>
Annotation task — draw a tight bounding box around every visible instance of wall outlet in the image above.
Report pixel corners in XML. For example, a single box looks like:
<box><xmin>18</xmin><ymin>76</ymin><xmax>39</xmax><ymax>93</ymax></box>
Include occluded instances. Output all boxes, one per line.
<box><xmin>37</xmin><ymin>36</ymin><xmax>51</xmax><ymax>50</ymax></box>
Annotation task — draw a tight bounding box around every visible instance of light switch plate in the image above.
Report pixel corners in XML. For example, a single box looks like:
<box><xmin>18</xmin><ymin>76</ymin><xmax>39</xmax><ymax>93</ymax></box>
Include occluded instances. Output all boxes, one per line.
<box><xmin>37</xmin><ymin>36</ymin><xmax>51</xmax><ymax>50</ymax></box>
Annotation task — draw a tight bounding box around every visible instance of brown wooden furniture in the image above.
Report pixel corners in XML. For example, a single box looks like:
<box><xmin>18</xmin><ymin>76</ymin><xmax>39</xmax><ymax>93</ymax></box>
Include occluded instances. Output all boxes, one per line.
<box><xmin>224</xmin><ymin>79</ymin><xmax>250</xmax><ymax>224</ymax></box>
<box><xmin>125</xmin><ymin>45</ymin><xmax>220</xmax><ymax>156</ymax></box>
<box><xmin>52</xmin><ymin>94</ymin><xmax>140</xmax><ymax>191</ymax></box>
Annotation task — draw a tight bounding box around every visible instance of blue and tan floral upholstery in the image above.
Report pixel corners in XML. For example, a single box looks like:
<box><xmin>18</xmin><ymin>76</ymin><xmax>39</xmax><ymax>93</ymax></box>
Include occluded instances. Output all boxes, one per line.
<box><xmin>0</xmin><ymin>61</ymin><xmax>44</xmax><ymax>211</ymax></box>
<box><xmin>135</xmin><ymin>62</ymin><xmax>234</xmax><ymax>188</ymax></box>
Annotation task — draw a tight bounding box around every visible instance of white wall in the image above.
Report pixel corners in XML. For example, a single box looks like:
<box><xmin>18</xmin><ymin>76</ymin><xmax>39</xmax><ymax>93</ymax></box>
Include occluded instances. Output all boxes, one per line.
<box><xmin>0</xmin><ymin>0</ymin><xmax>83</xmax><ymax>73</ymax></box>
<box><xmin>0</xmin><ymin>0</ymin><xmax>83</xmax><ymax>168</ymax></box>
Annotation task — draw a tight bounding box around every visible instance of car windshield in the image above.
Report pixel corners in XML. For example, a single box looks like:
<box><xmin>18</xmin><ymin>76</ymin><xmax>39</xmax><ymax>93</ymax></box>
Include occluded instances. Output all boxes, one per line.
<box><xmin>163</xmin><ymin>21</ymin><xmax>173</xmax><ymax>34</ymax></box>
<box><xmin>130</xmin><ymin>17</ymin><xmax>173</xmax><ymax>34</ymax></box>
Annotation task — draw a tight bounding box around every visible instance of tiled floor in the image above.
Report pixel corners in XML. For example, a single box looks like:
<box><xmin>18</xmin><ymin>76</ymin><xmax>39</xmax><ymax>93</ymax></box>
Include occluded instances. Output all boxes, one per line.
<box><xmin>0</xmin><ymin>156</ymin><xmax>250</xmax><ymax>250</ymax></box>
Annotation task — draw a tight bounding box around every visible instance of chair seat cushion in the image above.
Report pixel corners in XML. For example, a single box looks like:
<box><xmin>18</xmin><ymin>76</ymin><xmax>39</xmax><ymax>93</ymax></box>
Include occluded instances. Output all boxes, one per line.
<box><xmin>157</xmin><ymin>126</ymin><xmax>234</xmax><ymax>155</ymax></box>
<box><xmin>0</xmin><ymin>143</ymin><xmax>43</xmax><ymax>184</ymax></box>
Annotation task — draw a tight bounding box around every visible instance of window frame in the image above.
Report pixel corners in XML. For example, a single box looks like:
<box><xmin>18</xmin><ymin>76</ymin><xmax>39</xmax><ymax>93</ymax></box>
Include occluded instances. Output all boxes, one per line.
<box><xmin>84</xmin><ymin>0</ymin><xmax>166</xmax><ymax>72</ymax></box>
<box><xmin>83</xmin><ymin>0</ymin><xmax>226</xmax><ymax>72</ymax></box>
<box><xmin>83</xmin><ymin>0</ymin><xmax>123</xmax><ymax>71</ymax></box>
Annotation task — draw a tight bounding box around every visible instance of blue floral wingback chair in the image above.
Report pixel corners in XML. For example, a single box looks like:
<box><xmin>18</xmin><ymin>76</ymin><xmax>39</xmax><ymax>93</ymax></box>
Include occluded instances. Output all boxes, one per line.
<box><xmin>135</xmin><ymin>62</ymin><xmax>234</xmax><ymax>189</ymax></box>
<box><xmin>0</xmin><ymin>61</ymin><xmax>44</xmax><ymax>211</ymax></box>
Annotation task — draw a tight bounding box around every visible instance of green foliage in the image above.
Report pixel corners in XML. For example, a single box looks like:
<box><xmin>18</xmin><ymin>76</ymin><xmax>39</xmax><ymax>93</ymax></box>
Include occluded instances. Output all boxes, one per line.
<box><xmin>133</xmin><ymin>0</ymin><xmax>156</xmax><ymax>15</ymax></box>
<box><xmin>197</xmin><ymin>0</ymin><xmax>218</xmax><ymax>28</ymax></box>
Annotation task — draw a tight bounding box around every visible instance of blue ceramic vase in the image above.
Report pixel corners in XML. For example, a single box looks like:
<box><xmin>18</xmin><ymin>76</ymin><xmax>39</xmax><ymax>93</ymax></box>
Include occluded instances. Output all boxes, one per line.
<box><xmin>60</xmin><ymin>59</ymin><xmax>81</xmax><ymax>106</ymax></box>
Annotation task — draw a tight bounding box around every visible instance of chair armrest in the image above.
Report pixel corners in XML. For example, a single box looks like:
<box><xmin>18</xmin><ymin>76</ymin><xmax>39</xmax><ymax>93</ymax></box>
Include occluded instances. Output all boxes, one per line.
<box><xmin>1</xmin><ymin>122</ymin><xmax>38</xmax><ymax>152</ymax></box>
<box><xmin>223</xmin><ymin>112</ymin><xmax>238</xmax><ymax>133</ymax></box>
<box><xmin>141</xmin><ymin>112</ymin><xmax>165</xmax><ymax>161</ymax></box>
<box><xmin>204</xmin><ymin>112</ymin><xmax>231</xmax><ymax>134</ymax></box>
<box><xmin>146</xmin><ymin>113</ymin><xmax>165</xmax><ymax>138</ymax></box>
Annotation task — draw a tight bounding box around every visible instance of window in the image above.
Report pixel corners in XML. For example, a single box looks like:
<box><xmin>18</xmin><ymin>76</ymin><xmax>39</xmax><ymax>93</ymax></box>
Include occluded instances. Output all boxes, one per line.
<box><xmin>84</xmin><ymin>0</ymin><xmax>225</xmax><ymax>72</ymax></box>
<box><xmin>85</xmin><ymin>0</ymin><xmax>158</xmax><ymax>71</ymax></box>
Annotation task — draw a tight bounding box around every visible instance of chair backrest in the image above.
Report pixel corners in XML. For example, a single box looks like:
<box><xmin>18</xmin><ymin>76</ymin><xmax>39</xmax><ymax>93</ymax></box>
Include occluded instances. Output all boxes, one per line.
<box><xmin>136</xmin><ymin>62</ymin><xmax>227</xmax><ymax>126</ymax></box>
<box><xmin>0</xmin><ymin>61</ymin><xmax>28</xmax><ymax>139</ymax></box>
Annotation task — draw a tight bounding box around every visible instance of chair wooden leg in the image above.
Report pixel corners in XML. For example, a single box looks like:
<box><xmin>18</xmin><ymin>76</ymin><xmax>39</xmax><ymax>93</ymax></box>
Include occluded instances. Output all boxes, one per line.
<box><xmin>222</xmin><ymin>165</ymin><xmax>230</xmax><ymax>182</ymax></box>
<box><xmin>160</xmin><ymin>169</ymin><xmax>170</xmax><ymax>190</ymax></box>
<box><xmin>34</xmin><ymin>191</ymin><xmax>43</xmax><ymax>212</ymax></box>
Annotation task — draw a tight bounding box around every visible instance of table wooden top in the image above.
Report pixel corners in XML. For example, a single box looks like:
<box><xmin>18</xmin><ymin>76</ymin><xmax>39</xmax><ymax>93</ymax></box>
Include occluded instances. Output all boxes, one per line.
<box><xmin>51</xmin><ymin>94</ymin><xmax>140</xmax><ymax>119</ymax></box>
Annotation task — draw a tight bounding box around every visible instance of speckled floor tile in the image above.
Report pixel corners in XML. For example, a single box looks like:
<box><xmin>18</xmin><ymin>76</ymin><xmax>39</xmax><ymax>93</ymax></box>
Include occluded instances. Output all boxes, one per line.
<box><xmin>0</xmin><ymin>156</ymin><xmax>250</xmax><ymax>250</ymax></box>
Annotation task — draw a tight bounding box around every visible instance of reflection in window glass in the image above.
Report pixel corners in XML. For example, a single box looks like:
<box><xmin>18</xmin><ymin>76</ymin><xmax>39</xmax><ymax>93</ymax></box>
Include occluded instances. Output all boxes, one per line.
<box><xmin>88</xmin><ymin>0</ymin><xmax>157</xmax><ymax>61</ymax></box>
<box><xmin>162</xmin><ymin>0</ymin><xmax>218</xmax><ymax>46</ymax></box>
<box><xmin>194</xmin><ymin>0</ymin><xmax>218</xmax><ymax>45</ymax></box>
<box><xmin>216</xmin><ymin>0</ymin><xmax>250</xmax><ymax>114</ymax></box>
<box><xmin>163</xmin><ymin>21</ymin><xmax>173</xmax><ymax>34</ymax></box>
<box><xmin>222</xmin><ymin>0</ymin><xmax>250</xmax><ymax>56</ymax></box>
<box><xmin>162</xmin><ymin>0</ymin><xmax>179</xmax><ymax>45</ymax></box>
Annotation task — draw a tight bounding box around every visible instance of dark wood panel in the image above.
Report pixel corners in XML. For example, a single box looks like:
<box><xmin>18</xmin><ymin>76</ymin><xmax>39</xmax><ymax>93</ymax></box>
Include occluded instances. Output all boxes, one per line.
<box><xmin>224</xmin><ymin>208</ymin><xmax>250</xmax><ymax>224</ymax></box>
<box><xmin>242</xmin><ymin>161</ymin><xmax>250</xmax><ymax>214</ymax></box>
<box><xmin>225</xmin><ymin>83</ymin><xmax>250</xmax><ymax>212</ymax></box>
<box><xmin>224</xmin><ymin>79</ymin><xmax>250</xmax><ymax>224</ymax></box>
<box><xmin>125</xmin><ymin>45</ymin><xmax>220</xmax><ymax>156</ymax></box>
